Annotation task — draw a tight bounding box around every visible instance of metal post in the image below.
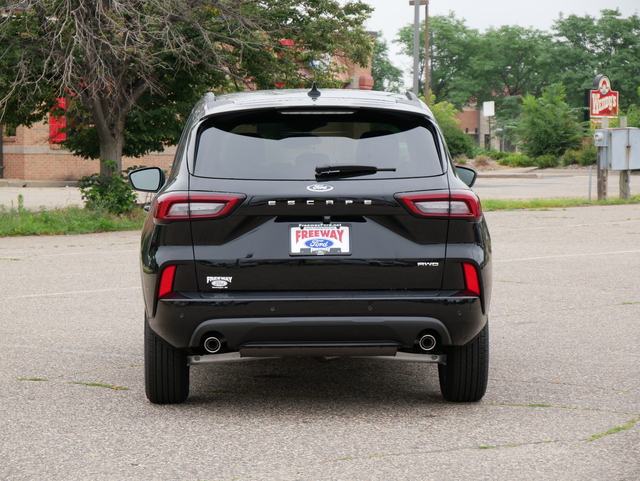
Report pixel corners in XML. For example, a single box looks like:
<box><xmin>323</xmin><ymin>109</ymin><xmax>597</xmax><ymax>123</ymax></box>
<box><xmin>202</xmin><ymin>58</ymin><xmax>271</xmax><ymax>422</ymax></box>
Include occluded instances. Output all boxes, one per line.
<box><xmin>488</xmin><ymin>117</ymin><xmax>492</xmax><ymax>150</ymax></box>
<box><xmin>619</xmin><ymin>116</ymin><xmax>629</xmax><ymax>199</ymax></box>
<box><xmin>619</xmin><ymin>170</ymin><xmax>630</xmax><ymax>199</ymax></box>
<box><xmin>424</xmin><ymin>1</ymin><xmax>429</xmax><ymax>104</ymax></box>
<box><xmin>597</xmin><ymin>118</ymin><xmax>608</xmax><ymax>201</ymax></box>
<box><xmin>410</xmin><ymin>1</ymin><xmax>429</xmax><ymax>100</ymax></box>
<box><xmin>412</xmin><ymin>0</ymin><xmax>420</xmax><ymax>95</ymax></box>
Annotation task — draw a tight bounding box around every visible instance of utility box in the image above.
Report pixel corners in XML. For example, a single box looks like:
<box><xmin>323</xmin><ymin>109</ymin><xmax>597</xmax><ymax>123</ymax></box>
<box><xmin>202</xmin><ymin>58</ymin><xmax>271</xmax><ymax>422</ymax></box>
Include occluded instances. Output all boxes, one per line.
<box><xmin>594</xmin><ymin>129</ymin><xmax>609</xmax><ymax>147</ymax></box>
<box><xmin>604</xmin><ymin>128</ymin><xmax>640</xmax><ymax>170</ymax></box>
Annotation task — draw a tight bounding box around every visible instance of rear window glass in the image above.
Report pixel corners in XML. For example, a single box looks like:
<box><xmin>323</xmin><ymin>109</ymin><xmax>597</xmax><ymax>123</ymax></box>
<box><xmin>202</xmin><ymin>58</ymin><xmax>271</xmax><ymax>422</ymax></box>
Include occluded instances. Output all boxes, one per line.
<box><xmin>193</xmin><ymin>109</ymin><xmax>443</xmax><ymax>180</ymax></box>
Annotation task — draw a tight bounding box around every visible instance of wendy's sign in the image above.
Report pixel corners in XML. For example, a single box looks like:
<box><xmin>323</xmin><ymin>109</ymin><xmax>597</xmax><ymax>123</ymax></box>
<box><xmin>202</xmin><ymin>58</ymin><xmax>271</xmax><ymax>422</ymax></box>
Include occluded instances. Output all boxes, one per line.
<box><xmin>590</xmin><ymin>75</ymin><xmax>619</xmax><ymax>118</ymax></box>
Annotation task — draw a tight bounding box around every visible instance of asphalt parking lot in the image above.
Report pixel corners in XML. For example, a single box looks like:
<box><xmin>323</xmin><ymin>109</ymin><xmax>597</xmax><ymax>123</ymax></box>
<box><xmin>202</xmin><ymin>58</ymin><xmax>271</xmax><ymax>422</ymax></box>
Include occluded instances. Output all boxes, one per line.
<box><xmin>1</xmin><ymin>175</ymin><xmax>639</xmax><ymax>480</ymax></box>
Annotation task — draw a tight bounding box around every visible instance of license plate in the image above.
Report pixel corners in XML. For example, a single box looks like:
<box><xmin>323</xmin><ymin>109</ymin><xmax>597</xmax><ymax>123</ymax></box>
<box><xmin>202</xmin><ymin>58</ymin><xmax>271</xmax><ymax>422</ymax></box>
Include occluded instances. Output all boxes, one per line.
<box><xmin>290</xmin><ymin>224</ymin><xmax>351</xmax><ymax>256</ymax></box>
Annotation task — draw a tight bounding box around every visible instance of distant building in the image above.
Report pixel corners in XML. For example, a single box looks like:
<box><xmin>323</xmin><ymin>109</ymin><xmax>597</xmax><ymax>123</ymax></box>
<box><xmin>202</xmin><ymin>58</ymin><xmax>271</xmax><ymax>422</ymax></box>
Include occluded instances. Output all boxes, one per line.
<box><xmin>454</xmin><ymin>103</ymin><xmax>501</xmax><ymax>151</ymax></box>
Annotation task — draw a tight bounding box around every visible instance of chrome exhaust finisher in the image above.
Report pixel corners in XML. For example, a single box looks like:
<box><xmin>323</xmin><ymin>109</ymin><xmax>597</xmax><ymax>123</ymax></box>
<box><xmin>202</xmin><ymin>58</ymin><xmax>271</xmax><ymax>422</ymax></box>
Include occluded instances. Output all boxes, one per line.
<box><xmin>203</xmin><ymin>336</ymin><xmax>222</xmax><ymax>354</ymax></box>
<box><xmin>418</xmin><ymin>334</ymin><xmax>437</xmax><ymax>352</ymax></box>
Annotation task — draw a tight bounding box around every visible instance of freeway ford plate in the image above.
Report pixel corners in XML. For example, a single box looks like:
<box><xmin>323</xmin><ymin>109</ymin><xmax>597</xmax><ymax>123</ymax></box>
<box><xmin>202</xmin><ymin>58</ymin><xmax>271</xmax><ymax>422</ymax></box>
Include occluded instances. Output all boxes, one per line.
<box><xmin>290</xmin><ymin>224</ymin><xmax>351</xmax><ymax>256</ymax></box>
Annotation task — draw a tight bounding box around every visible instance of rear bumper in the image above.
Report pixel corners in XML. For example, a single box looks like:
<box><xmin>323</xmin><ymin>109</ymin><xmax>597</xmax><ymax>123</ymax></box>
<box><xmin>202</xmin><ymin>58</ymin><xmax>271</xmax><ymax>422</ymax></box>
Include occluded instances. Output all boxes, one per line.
<box><xmin>149</xmin><ymin>291</ymin><xmax>487</xmax><ymax>350</ymax></box>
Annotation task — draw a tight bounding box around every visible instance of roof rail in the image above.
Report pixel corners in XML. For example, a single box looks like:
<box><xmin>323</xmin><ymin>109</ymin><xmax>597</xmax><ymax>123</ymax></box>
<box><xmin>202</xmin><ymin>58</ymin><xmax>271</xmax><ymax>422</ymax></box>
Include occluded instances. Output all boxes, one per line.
<box><xmin>204</xmin><ymin>92</ymin><xmax>216</xmax><ymax>109</ymax></box>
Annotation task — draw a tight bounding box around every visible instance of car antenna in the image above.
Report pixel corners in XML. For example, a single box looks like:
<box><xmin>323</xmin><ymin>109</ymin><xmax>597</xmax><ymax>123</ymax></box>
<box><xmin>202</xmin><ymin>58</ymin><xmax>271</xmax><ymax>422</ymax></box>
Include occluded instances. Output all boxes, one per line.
<box><xmin>308</xmin><ymin>82</ymin><xmax>321</xmax><ymax>101</ymax></box>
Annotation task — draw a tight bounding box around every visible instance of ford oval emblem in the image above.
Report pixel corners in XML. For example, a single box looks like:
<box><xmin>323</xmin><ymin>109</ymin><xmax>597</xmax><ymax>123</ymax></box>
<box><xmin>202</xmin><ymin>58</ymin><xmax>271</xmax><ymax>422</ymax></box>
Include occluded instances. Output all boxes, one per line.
<box><xmin>306</xmin><ymin>239</ymin><xmax>334</xmax><ymax>248</ymax></box>
<box><xmin>307</xmin><ymin>184</ymin><xmax>333</xmax><ymax>192</ymax></box>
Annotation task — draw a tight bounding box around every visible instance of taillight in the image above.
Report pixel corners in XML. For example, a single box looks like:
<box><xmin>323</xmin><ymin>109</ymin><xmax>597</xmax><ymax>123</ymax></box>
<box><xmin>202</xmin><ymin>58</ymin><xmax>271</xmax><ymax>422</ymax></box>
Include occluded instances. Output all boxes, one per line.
<box><xmin>462</xmin><ymin>263</ymin><xmax>481</xmax><ymax>296</ymax></box>
<box><xmin>158</xmin><ymin>265</ymin><xmax>177</xmax><ymax>299</ymax></box>
<box><xmin>396</xmin><ymin>190</ymin><xmax>482</xmax><ymax>221</ymax></box>
<box><xmin>152</xmin><ymin>192</ymin><xmax>245</xmax><ymax>221</ymax></box>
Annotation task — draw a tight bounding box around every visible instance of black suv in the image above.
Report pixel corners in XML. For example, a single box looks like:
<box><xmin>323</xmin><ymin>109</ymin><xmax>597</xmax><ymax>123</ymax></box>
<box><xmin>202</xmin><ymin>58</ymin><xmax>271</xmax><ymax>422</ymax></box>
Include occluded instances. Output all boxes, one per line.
<box><xmin>130</xmin><ymin>87</ymin><xmax>492</xmax><ymax>404</ymax></box>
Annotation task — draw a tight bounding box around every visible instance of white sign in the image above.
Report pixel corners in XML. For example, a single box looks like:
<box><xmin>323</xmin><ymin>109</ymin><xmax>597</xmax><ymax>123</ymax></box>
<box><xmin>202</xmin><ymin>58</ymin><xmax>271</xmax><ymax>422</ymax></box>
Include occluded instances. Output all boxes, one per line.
<box><xmin>483</xmin><ymin>101</ymin><xmax>495</xmax><ymax>117</ymax></box>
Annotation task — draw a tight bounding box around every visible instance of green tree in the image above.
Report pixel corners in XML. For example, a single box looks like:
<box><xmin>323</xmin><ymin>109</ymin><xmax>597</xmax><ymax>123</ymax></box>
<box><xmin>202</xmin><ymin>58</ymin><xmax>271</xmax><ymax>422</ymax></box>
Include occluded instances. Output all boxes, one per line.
<box><xmin>427</xmin><ymin>93</ymin><xmax>475</xmax><ymax>157</ymax></box>
<box><xmin>624</xmin><ymin>88</ymin><xmax>640</xmax><ymax>127</ymax></box>
<box><xmin>552</xmin><ymin>9</ymin><xmax>640</xmax><ymax>110</ymax></box>
<box><xmin>371</xmin><ymin>35</ymin><xmax>404</xmax><ymax>92</ymax></box>
<box><xmin>471</xmin><ymin>26</ymin><xmax>556</xmax><ymax>102</ymax></box>
<box><xmin>493</xmin><ymin>95</ymin><xmax>523</xmax><ymax>152</ymax></box>
<box><xmin>0</xmin><ymin>0</ymin><xmax>373</xmax><ymax>174</ymax></box>
<box><xmin>517</xmin><ymin>84</ymin><xmax>584</xmax><ymax>157</ymax></box>
<box><xmin>394</xmin><ymin>15</ymin><xmax>556</xmax><ymax>108</ymax></box>
<box><xmin>395</xmin><ymin>13</ymin><xmax>480</xmax><ymax>105</ymax></box>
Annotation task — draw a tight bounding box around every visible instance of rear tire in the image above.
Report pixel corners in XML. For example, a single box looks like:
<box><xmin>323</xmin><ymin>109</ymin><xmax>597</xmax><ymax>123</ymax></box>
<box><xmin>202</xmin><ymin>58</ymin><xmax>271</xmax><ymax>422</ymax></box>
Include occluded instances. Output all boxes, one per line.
<box><xmin>438</xmin><ymin>322</ymin><xmax>489</xmax><ymax>402</ymax></box>
<box><xmin>145</xmin><ymin>317</ymin><xmax>189</xmax><ymax>404</ymax></box>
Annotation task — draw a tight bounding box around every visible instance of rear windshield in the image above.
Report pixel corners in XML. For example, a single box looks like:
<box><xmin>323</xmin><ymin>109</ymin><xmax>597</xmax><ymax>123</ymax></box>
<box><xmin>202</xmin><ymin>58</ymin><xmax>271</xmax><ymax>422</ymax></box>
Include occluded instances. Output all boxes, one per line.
<box><xmin>193</xmin><ymin>108</ymin><xmax>443</xmax><ymax>180</ymax></box>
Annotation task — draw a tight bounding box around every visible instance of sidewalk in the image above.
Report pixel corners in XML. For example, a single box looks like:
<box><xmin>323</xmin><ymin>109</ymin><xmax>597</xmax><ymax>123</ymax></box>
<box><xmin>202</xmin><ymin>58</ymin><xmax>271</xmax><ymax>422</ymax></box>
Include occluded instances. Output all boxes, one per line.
<box><xmin>1</xmin><ymin>167</ymin><xmax>638</xmax><ymax>209</ymax></box>
<box><xmin>0</xmin><ymin>183</ymin><xmax>84</xmax><ymax>210</ymax></box>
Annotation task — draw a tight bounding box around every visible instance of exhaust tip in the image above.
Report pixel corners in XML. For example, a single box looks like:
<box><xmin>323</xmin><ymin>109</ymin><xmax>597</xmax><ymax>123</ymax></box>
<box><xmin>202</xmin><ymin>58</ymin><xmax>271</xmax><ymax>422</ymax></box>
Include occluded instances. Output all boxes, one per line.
<box><xmin>418</xmin><ymin>334</ymin><xmax>437</xmax><ymax>352</ymax></box>
<box><xmin>203</xmin><ymin>336</ymin><xmax>222</xmax><ymax>354</ymax></box>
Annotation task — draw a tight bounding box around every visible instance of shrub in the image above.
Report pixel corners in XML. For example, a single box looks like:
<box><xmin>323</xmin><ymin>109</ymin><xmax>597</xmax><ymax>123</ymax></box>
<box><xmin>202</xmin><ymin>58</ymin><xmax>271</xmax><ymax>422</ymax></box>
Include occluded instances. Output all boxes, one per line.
<box><xmin>474</xmin><ymin>154</ymin><xmax>490</xmax><ymax>167</ymax></box>
<box><xmin>428</xmin><ymin>95</ymin><xmax>477</xmax><ymax>158</ymax></box>
<box><xmin>536</xmin><ymin>154</ymin><xmax>559</xmax><ymax>168</ymax></box>
<box><xmin>627</xmin><ymin>103</ymin><xmax>640</xmax><ymax>128</ymax></box>
<box><xmin>442</xmin><ymin>123</ymin><xmax>476</xmax><ymax>158</ymax></box>
<box><xmin>562</xmin><ymin>149</ymin><xmax>581</xmax><ymax>166</ymax></box>
<box><xmin>578</xmin><ymin>145</ymin><xmax>597</xmax><ymax>166</ymax></box>
<box><xmin>486</xmin><ymin>150</ymin><xmax>509</xmax><ymax>160</ymax></box>
<box><xmin>517</xmin><ymin>84</ymin><xmax>584</xmax><ymax>157</ymax></box>
<box><xmin>501</xmin><ymin>153</ymin><xmax>535</xmax><ymax>167</ymax></box>
<box><xmin>78</xmin><ymin>161</ymin><xmax>137</xmax><ymax>215</ymax></box>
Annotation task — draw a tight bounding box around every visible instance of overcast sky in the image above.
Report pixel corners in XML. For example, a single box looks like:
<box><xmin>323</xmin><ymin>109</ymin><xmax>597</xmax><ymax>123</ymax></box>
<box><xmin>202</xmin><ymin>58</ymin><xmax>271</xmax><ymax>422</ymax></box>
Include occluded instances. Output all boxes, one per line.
<box><xmin>363</xmin><ymin>0</ymin><xmax>640</xmax><ymax>84</ymax></box>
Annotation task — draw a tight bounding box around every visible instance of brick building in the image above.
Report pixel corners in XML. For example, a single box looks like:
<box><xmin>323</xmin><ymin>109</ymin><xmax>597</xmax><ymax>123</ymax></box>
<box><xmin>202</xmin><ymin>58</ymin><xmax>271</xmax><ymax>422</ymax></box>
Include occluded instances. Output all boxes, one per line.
<box><xmin>0</xmin><ymin>123</ymin><xmax>177</xmax><ymax>182</ymax></box>
<box><xmin>454</xmin><ymin>104</ymin><xmax>499</xmax><ymax>151</ymax></box>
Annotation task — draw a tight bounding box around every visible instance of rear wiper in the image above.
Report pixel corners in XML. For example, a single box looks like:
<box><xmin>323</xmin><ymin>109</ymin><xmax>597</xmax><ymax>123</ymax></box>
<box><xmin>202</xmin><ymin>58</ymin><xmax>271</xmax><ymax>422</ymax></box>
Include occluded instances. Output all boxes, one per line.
<box><xmin>315</xmin><ymin>164</ymin><xmax>396</xmax><ymax>179</ymax></box>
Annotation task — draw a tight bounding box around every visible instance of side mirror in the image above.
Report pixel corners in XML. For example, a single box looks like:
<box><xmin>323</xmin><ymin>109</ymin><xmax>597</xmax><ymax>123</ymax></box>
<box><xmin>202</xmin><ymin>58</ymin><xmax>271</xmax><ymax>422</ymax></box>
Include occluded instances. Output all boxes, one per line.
<box><xmin>455</xmin><ymin>165</ymin><xmax>477</xmax><ymax>188</ymax></box>
<box><xmin>129</xmin><ymin>167</ymin><xmax>165</xmax><ymax>192</ymax></box>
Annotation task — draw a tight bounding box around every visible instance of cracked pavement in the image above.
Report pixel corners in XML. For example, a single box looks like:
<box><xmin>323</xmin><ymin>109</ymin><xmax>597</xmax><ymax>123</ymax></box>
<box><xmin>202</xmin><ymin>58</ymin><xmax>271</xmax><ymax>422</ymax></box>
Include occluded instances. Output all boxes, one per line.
<box><xmin>1</xmin><ymin>204</ymin><xmax>639</xmax><ymax>480</ymax></box>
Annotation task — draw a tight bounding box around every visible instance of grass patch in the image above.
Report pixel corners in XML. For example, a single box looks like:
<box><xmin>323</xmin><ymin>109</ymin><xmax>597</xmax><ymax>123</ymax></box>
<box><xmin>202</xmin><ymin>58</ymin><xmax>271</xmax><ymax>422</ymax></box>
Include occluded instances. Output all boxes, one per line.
<box><xmin>18</xmin><ymin>378</ymin><xmax>49</xmax><ymax>382</ymax></box>
<box><xmin>589</xmin><ymin>417</ymin><xmax>639</xmax><ymax>442</ymax></box>
<box><xmin>69</xmin><ymin>381</ymin><xmax>130</xmax><ymax>391</ymax></box>
<box><xmin>0</xmin><ymin>196</ymin><xmax>146</xmax><ymax>237</ymax></box>
<box><xmin>483</xmin><ymin>195</ymin><xmax>640</xmax><ymax>211</ymax></box>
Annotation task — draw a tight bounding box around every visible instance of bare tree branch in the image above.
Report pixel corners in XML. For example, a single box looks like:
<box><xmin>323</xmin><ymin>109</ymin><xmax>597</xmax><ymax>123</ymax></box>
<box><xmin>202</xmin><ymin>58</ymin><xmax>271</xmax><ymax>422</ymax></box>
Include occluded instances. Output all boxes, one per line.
<box><xmin>0</xmin><ymin>0</ymin><xmax>373</xmax><ymax>172</ymax></box>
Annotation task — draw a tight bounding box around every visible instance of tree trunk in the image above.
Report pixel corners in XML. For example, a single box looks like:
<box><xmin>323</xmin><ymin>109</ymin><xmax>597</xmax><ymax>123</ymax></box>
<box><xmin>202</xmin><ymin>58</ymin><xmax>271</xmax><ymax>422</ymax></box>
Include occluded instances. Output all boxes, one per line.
<box><xmin>83</xmin><ymin>92</ymin><xmax>127</xmax><ymax>176</ymax></box>
<box><xmin>98</xmin><ymin>131</ymin><xmax>125</xmax><ymax>176</ymax></box>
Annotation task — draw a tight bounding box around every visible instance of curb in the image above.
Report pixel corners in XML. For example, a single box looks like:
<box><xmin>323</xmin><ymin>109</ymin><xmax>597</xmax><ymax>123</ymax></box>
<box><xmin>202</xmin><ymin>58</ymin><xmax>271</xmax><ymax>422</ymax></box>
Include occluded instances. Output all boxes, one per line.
<box><xmin>0</xmin><ymin>180</ymin><xmax>80</xmax><ymax>188</ymax></box>
<box><xmin>477</xmin><ymin>173</ymin><xmax>542</xmax><ymax>179</ymax></box>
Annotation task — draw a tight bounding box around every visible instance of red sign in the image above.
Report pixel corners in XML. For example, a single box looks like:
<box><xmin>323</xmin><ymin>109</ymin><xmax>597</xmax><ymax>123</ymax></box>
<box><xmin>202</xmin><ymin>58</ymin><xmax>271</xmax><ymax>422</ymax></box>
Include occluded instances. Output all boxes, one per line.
<box><xmin>49</xmin><ymin>97</ymin><xmax>67</xmax><ymax>144</ymax></box>
<box><xmin>590</xmin><ymin>75</ymin><xmax>619</xmax><ymax>118</ymax></box>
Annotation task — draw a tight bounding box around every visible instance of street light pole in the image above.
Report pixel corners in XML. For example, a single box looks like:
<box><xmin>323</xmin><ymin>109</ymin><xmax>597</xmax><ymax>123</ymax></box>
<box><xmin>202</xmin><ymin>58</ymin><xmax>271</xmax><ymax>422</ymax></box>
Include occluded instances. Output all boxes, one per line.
<box><xmin>409</xmin><ymin>1</ymin><xmax>429</xmax><ymax>104</ymax></box>
<box><xmin>412</xmin><ymin>0</ymin><xmax>420</xmax><ymax>96</ymax></box>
